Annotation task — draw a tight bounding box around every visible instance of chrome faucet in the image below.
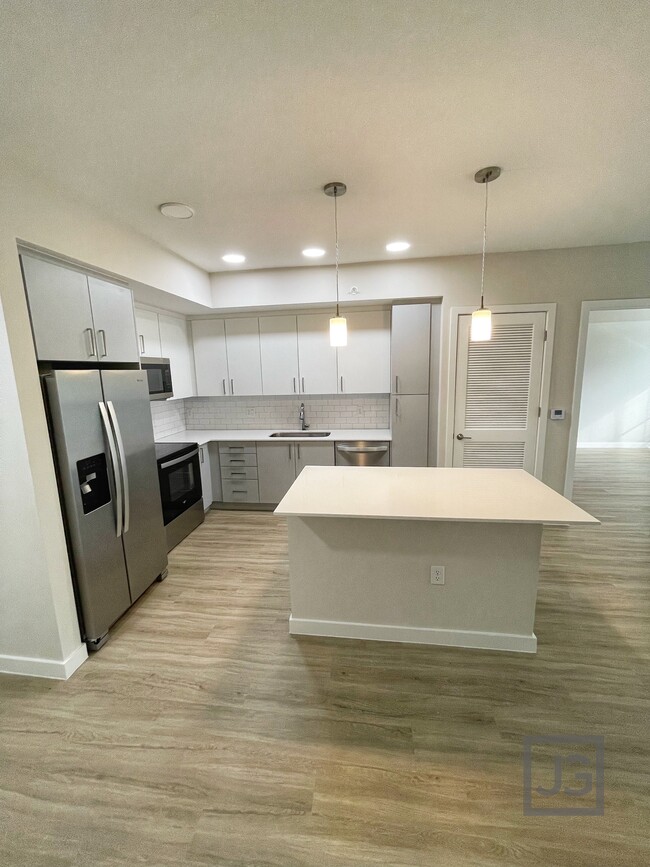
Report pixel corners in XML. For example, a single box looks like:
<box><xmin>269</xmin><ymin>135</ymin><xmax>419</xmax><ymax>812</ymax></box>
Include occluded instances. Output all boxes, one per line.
<box><xmin>299</xmin><ymin>402</ymin><xmax>309</xmax><ymax>431</ymax></box>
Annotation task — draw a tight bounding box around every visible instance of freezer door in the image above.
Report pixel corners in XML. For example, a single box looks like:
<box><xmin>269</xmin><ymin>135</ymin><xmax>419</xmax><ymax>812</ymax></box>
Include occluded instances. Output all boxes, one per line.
<box><xmin>45</xmin><ymin>370</ymin><xmax>131</xmax><ymax>642</ymax></box>
<box><xmin>100</xmin><ymin>370</ymin><xmax>168</xmax><ymax>600</ymax></box>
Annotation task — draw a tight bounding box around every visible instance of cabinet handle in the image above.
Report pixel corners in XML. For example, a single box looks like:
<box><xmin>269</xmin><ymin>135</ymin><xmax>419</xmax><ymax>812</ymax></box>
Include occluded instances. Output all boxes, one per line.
<box><xmin>293</xmin><ymin>377</ymin><xmax>297</xmax><ymax>393</ymax></box>
<box><xmin>232</xmin><ymin>490</ymin><xmax>247</xmax><ymax>494</ymax></box>
<box><xmin>231</xmin><ymin>378</ymin><xmax>234</xmax><ymax>394</ymax></box>
<box><xmin>297</xmin><ymin>444</ymin><xmax>301</xmax><ymax>460</ymax></box>
<box><xmin>288</xmin><ymin>445</ymin><xmax>292</xmax><ymax>461</ymax></box>
<box><xmin>229</xmin><ymin>459</ymin><xmax>246</xmax><ymax>463</ymax></box>
<box><xmin>98</xmin><ymin>329</ymin><xmax>108</xmax><ymax>358</ymax></box>
<box><xmin>231</xmin><ymin>472</ymin><xmax>246</xmax><ymax>476</ymax></box>
<box><xmin>301</xmin><ymin>376</ymin><xmax>305</xmax><ymax>393</ymax></box>
<box><xmin>395</xmin><ymin>397</ymin><xmax>400</xmax><ymax>418</ymax></box>
<box><xmin>340</xmin><ymin>375</ymin><xmax>344</xmax><ymax>392</ymax></box>
<box><xmin>395</xmin><ymin>374</ymin><xmax>399</xmax><ymax>393</ymax></box>
<box><xmin>200</xmin><ymin>446</ymin><xmax>204</xmax><ymax>464</ymax></box>
<box><xmin>84</xmin><ymin>328</ymin><xmax>96</xmax><ymax>358</ymax></box>
<box><xmin>139</xmin><ymin>334</ymin><xmax>145</xmax><ymax>355</ymax></box>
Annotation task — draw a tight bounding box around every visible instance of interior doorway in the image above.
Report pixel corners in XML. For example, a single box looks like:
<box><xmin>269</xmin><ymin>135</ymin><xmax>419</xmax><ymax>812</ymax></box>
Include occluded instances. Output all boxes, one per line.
<box><xmin>565</xmin><ymin>299</ymin><xmax>650</xmax><ymax>499</ymax></box>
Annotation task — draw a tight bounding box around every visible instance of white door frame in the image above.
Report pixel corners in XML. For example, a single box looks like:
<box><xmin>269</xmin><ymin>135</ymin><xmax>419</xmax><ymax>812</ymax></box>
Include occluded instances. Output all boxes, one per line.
<box><xmin>446</xmin><ymin>303</ymin><xmax>556</xmax><ymax>478</ymax></box>
<box><xmin>564</xmin><ymin>296</ymin><xmax>650</xmax><ymax>499</ymax></box>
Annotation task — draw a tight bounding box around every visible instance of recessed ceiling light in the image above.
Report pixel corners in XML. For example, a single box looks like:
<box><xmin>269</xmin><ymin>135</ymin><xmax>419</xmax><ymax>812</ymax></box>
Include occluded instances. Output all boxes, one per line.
<box><xmin>159</xmin><ymin>202</ymin><xmax>194</xmax><ymax>219</ymax></box>
<box><xmin>386</xmin><ymin>241</ymin><xmax>411</xmax><ymax>253</ymax></box>
<box><xmin>222</xmin><ymin>253</ymin><xmax>246</xmax><ymax>264</ymax></box>
<box><xmin>302</xmin><ymin>247</ymin><xmax>326</xmax><ymax>258</ymax></box>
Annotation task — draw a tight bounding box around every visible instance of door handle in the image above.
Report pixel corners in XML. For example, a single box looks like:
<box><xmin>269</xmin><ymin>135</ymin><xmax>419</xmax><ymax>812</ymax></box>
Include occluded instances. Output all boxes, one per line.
<box><xmin>456</xmin><ymin>434</ymin><xmax>472</xmax><ymax>440</ymax></box>
<box><xmin>98</xmin><ymin>401</ymin><xmax>122</xmax><ymax>537</ymax></box>
<box><xmin>107</xmin><ymin>401</ymin><xmax>129</xmax><ymax>534</ymax></box>
<box><xmin>139</xmin><ymin>334</ymin><xmax>145</xmax><ymax>355</ymax></box>
<box><xmin>84</xmin><ymin>328</ymin><xmax>96</xmax><ymax>358</ymax></box>
<box><xmin>97</xmin><ymin>329</ymin><xmax>108</xmax><ymax>358</ymax></box>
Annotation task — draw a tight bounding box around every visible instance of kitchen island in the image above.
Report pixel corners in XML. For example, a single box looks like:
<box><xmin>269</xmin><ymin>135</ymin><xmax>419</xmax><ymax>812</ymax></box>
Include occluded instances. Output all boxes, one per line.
<box><xmin>275</xmin><ymin>466</ymin><xmax>598</xmax><ymax>653</ymax></box>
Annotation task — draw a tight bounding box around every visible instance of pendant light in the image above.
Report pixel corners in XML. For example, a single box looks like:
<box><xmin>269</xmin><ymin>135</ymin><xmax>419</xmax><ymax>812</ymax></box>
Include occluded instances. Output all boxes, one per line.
<box><xmin>324</xmin><ymin>181</ymin><xmax>347</xmax><ymax>347</ymax></box>
<box><xmin>471</xmin><ymin>166</ymin><xmax>501</xmax><ymax>341</ymax></box>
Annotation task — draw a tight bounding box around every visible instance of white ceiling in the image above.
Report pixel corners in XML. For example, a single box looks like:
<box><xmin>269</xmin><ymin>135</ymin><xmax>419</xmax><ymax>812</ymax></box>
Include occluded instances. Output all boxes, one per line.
<box><xmin>1</xmin><ymin>1</ymin><xmax>648</xmax><ymax>273</ymax></box>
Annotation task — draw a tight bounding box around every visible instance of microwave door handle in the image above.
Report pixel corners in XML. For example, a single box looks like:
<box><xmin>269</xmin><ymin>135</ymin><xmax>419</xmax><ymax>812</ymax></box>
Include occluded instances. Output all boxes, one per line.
<box><xmin>107</xmin><ymin>401</ymin><xmax>129</xmax><ymax>534</ymax></box>
<box><xmin>99</xmin><ymin>402</ymin><xmax>122</xmax><ymax>537</ymax></box>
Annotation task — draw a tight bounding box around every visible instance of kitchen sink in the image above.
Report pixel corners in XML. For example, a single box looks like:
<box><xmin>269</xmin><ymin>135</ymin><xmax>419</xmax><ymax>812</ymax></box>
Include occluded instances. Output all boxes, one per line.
<box><xmin>270</xmin><ymin>431</ymin><xmax>331</xmax><ymax>438</ymax></box>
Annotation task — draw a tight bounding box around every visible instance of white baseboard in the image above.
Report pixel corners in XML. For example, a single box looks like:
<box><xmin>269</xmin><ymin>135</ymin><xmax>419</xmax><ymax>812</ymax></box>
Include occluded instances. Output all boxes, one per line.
<box><xmin>0</xmin><ymin>643</ymin><xmax>88</xmax><ymax>680</ymax></box>
<box><xmin>577</xmin><ymin>441</ymin><xmax>649</xmax><ymax>449</ymax></box>
<box><xmin>289</xmin><ymin>616</ymin><xmax>537</xmax><ymax>653</ymax></box>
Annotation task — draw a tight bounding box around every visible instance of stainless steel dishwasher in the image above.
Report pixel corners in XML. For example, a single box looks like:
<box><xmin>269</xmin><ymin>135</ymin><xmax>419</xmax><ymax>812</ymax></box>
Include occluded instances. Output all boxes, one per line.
<box><xmin>335</xmin><ymin>440</ymin><xmax>391</xmax><ymax>466</ymax></box>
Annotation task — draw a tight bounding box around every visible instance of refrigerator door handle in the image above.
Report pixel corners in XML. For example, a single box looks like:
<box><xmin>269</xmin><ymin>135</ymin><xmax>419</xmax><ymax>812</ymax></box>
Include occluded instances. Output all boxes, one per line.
<box><xmin>98</xmin><ymin>401</ymin><xmax>123</xmax><ymax>537</ymax></box>
<box><xmin>107</xmin><ymin>400</ymin><xmax>130</xmax><ymax>535</ymax></box>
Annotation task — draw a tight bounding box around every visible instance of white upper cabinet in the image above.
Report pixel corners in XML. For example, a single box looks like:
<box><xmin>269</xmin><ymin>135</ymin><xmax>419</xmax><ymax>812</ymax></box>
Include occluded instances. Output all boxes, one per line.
<box><xmin>192</xmin><ymin>319</ymin><xmax>230</xmax><ymax>396</ymax></box>
<box><xmin>391</xmin><ymin>303</ymin><xmax>431</xmax><ymax>395</ymax></box>
<box><xmin>225</xmin><ymin>317</ymin><xmax>263</xmax><ymax>395</ymax></box>
<box><xmin>158</xmin><ymin>314</ymin><xmax>196</xmax><ymax>399</ymax></box>
<box><xmin>135</xmin><ymin>307</ymin><xmax>162</xmax><ymax>358</ymax></box>
<box><xmin>260</xmin><ymin>315</ymin><xmax>299</xmax><ymax>395</ymax></box>
<box><xmin>21</xmin><ymin>255</ymin><xmax>97</xmax><ymax>362</ymax></box>
<box><xmin>337</xmin><ymin>310</ymin><xmax>391</xmax><ymax>394</ymax></box>
<box><xmin>88</xmin><ymin>276</ymin><xmax>139</xmax><ymax>364</ymax></box>
<box><xmin>297</xmin><ymin>313</ymin><xmax>338</xmax><ymax>395</ymax></box>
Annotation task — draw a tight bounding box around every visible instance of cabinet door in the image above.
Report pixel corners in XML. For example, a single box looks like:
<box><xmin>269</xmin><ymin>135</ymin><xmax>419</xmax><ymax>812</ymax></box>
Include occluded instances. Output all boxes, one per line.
<box><xmin>297</xmin><ymin>313</ymin><xmax>338</xmax><ymax>395</ymax></box>
<box><xmin>390</xmin><ymin>394</ymin><xmax>429</xmax><ymax>466</ymax></box>
<box><xmin>21</xmin><ymin>255</ymin><xmax>95</xmax><ymax>362</ymax></box>
<box><xmin>88</xmin><ymin>276</ymin><xmax>139</xmax><ymax>363</ymax></box>
<box><xmin>158</xmin><ymin>314</ymin><xmax>196</xmax><ymax>399</ymax></box>
<box><xmin>260</xmin><ymin>315</ymin><xmax>299</xmax><ymax>395</ymax></box>
<box><xmin>225</xmin><ymin>318</ymin><xmax>263</xmax><ymax>395</ymax></box>
<box><xmin>337</xmin><ymin>310</ymin><xmax>391</xmax><ymax>394</ymax></box>
<box><xmin>391</xmin><ymin>304</ymin><xmax>431</xmax><ymax>394</ymax></box>
<box><xmin>294</xmin><ymin>442</ymin><xmax>335</xmax><ymax>476</ymax></box>
<box><xmin>198</xmin><ymin>445</ymin><xmax>213</xmax><ymax>510</ymax></box>
<box><xmin>257</xmin><ymin>442</ymin><xmax>296</xmax><ymax>504</ymax></box>
<box><xmin>192</xmin><ymin>319</ymin><xmax>230</xmax><ymax>396</ymax></box>
<box><xmin>135</xmin><ymin>308</ymin><xmax>162</xmax><ymax>357</ymax></box>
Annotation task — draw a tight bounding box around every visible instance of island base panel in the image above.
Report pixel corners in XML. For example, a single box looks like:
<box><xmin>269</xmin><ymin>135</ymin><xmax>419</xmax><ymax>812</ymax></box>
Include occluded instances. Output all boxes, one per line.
<box><xmin>287</xmin><ymin>517</ymin><xmax>542</xmax><ymax>653</ymax></box>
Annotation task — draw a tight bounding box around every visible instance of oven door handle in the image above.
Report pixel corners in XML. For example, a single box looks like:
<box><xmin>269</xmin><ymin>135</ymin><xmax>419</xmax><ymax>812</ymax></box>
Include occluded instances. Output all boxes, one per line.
<box><xmin>159</xmin><ymin>448</ymin><xmax>199</xmax><ymax>470</ymax></box>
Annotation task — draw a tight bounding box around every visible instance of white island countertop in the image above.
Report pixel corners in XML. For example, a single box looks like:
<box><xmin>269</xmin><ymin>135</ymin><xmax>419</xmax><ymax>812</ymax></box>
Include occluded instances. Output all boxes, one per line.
<box><xmin>276</xmin><ymin>466</ymin><xmax>599</xmax><ymax>525</ymax></box>
<box><xmin>156</xmin><ymin>428</ymin><xmax>391</xmax><ymax>446</ymax></box>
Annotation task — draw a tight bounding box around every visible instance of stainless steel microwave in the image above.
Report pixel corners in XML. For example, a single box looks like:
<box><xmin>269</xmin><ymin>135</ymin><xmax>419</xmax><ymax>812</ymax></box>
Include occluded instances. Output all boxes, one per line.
<box><xmin>141</xmin><ymin>357</ymin><xmax>173</xmax><ymax>401</ymax></box>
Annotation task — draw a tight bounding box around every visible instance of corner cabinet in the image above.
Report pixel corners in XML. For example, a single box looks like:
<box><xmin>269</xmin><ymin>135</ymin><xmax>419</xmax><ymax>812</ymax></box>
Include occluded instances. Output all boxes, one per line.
<box><xmin>21</xmin><ymin>254</ymin><xmax>138</xmax><ymax>363</ymax></box>
<box><xmin>135</xmin><ymin>307</ymin><xmax>162</xmax><ymax>357</ymax></box>
<box><xmin>158</xmin><ymin>314</ymin><xmax>196</xmax><ymax>399</ymax></box>
<box><xmin>337</xmin><ymin>310</ymin><xmax>391</xmax><ymax>394</ymax></box>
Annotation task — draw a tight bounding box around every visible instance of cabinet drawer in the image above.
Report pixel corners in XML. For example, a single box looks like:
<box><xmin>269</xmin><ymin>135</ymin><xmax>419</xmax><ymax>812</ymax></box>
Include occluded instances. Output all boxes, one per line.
<box><xmin>221</xmin><ymin>480</ymin><xmax>260</xmax><ymax>503</ymax></box>
<box><xmin>219</xmin><ymin>453</ymin><xmax>258</xmax><ymax>468</ymax></box>
<box><xmin>220</xmin><ymin>466</ymin><xmax>258</xmax><ymax>481</ymax></box>
<box><xmin>218</xmin><ymin>443</ymin><xmax>257</xmax><ymax>455</ymax></box>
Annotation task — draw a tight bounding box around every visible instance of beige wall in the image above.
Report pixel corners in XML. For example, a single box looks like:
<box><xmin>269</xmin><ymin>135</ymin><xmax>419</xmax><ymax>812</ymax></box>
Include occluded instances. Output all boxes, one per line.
<box><xmin>0</xmin><ymin>161</ymin><xmax>210</xmax><ymax>674</ymax></box>
<box><xmin>212</xmin><ymin>243</ymin><xmax>650</xmax><ymax>491</ymax></box>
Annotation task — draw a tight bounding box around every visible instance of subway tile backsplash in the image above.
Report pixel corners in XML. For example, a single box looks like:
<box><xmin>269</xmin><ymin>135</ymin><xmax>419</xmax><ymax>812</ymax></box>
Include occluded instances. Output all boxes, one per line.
<box><xmin>151</xmin><ymin>394</ymin><xmax>389</xmax><ymax>438</ymax></box>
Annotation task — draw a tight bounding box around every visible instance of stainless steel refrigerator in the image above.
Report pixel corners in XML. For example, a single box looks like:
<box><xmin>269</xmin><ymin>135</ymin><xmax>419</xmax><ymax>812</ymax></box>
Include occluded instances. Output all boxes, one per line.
<box><xmin>44</xmin><ymin>368</ymin><xmax>168</xmax><ymax>649</ymax></box>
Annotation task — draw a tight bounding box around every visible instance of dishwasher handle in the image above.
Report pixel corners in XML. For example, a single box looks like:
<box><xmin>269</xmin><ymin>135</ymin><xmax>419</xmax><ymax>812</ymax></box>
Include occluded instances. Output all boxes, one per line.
<box><xmin>336</xmin><ymin>444</ymin><xmax>389</xmax><ymax>453</ymax></box>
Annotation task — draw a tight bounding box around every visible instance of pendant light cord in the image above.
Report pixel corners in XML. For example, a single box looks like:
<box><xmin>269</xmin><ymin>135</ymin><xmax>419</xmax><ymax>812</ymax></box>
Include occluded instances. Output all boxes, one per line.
<box><xmin>480</xmin><ymin>171</ymin><xmax>490</xmax><ymax>310</ymax></box>
<box><xmin>334</xmin><ymin>188</ymin><xmax>340</xmax><ymax>317</ymax></box>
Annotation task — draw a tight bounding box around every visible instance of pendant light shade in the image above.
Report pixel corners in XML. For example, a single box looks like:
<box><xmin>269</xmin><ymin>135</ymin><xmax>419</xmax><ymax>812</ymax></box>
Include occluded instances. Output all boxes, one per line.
<box><xmin>329</xmin><ymin>316</ymin><xmax>348</xmax><ymax>346</ymax></box>
<box><xmin>470</xmin><ymin>307</ymin><xmax>492</xmax><ymax>341</ymax></box>
<box><xmin>471</xmin><ymin>166</ymin><xmax>500</xmax><ymax>342</ymax></box>
<box><xmin>324</xmin><ymin>182</ymin><xmax>347</xmax><ymax>347</ymax></box>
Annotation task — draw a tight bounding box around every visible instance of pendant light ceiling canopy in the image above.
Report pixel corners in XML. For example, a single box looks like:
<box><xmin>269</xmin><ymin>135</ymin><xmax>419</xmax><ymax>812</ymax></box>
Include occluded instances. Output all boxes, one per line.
<box><xmin>324</xmin><ymin>181</ymin><xmax>348</xmax><ymax>347</ymax></box>
<box><xmin>471</xmin><ymin>166</ymin><xmax>501</xmax><ymax>342</ymax></box>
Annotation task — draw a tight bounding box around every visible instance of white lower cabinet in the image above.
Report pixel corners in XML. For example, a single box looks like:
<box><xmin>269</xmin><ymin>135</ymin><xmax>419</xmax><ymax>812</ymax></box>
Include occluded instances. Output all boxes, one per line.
<box><xmin>219</xmin><ymin>443</ymin><xmax>260</xmax><ymax>503</ymax></box>
<box><xmin>257</xmin><ymin>443</ymin><xmax>297</xmax><ymax>504</ymax></box>
<box><xmin>390</xmin><ymin>394</ymin><xmax>429</xmax><ymax>466</ymax></box>
<box><xmin>258</xmin><ymin>441</ymin><xmax>335</xmax><ymax>503</ymax></box>
<box><xmin>198</xmin><ymin>444</ymin><xmax>213</xmax><ymax>510</ymax></box>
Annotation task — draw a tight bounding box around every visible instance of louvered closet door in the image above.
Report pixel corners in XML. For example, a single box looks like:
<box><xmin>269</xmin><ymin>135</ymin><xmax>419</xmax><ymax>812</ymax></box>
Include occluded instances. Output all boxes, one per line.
<box><xmin>453</xmin><ymin>312</ymin><xmax>546</xmax><ymax>473</ymax></box>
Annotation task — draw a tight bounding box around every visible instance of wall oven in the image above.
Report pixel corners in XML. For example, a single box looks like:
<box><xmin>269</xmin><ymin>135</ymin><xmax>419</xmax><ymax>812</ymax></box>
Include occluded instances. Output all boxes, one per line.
<box><xmin>155</xmin><ymin>442</ymin><xmax>204</xmax><ymax>551</ymax></box>
<box><xmin>141</xmin><ymin>357</ymin><xmax>173</xmax><ymax>401</ymax></box>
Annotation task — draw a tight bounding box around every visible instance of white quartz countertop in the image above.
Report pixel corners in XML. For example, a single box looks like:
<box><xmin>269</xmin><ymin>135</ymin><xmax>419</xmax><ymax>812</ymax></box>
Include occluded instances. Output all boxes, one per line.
<box><xmin>156</xmin><ymin>428</ymin><xmax>392</xmax><ymax>446</ymax></box>
<box><xmin>275</xmin><ymin>466</ymin><xmax>599</xmax><ymax>525</ymax></box>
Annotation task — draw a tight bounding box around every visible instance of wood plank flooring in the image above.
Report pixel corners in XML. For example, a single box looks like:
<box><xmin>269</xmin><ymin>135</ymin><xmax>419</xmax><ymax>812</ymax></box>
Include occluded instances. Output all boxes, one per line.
<box><xmin>1</xmin><ymin>449</ymin><xmax>648</xmax><ymax>866</ymax></box>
